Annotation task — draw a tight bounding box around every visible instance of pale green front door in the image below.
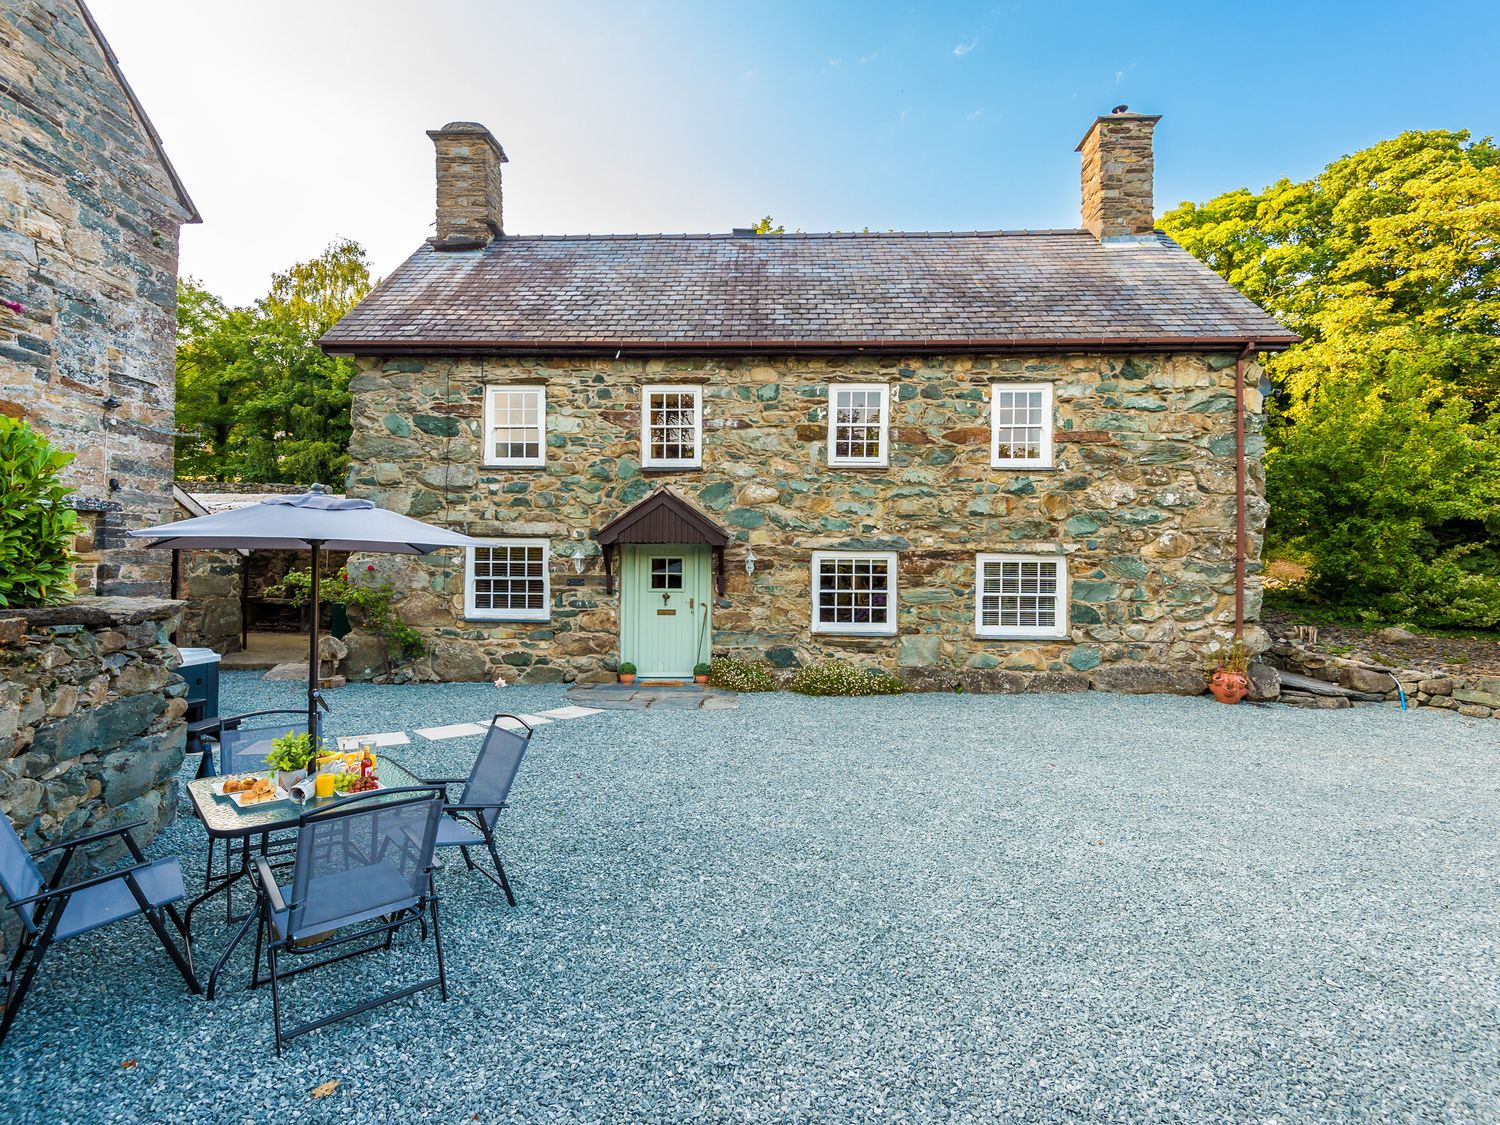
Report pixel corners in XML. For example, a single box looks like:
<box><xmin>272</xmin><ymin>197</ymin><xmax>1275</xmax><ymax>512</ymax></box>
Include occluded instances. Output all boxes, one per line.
<box><xmin>619</xmin><ymin>544</ymin><xmax>712</xmax><ymax>679</ymax></box>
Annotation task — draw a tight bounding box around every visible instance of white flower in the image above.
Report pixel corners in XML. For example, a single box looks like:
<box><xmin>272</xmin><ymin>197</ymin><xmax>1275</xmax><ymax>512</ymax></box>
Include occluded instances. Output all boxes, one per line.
<box><xmin>493</xmin><ymin>675</ymin><xmax>508</xmax><ymax>689</ymax></box>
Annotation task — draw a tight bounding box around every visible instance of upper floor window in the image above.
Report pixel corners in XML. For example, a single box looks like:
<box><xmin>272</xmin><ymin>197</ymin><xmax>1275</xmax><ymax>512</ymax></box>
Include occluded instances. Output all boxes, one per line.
<box><xmin>975</xmin><ymin>553</ymin><xmax>1067</xmax><ymax>639</ymax></box>
<box><xmin>811</xmin><ymin>550</ymin><xmax>898</xmax><ymax>636</ymax></box>
<box><xmin>828</xmin><ymin>383</ymin><xmax>890</xmax><ymax>467</ymax></box>
<box><xmin>465</xmin><ymin>539</ymin><xmax>550</xmax><ymax>622</ymax></box>
<box><xmin>990</xmin><ymin>383</ymin><xmax>1054</xmax><ymax>468</ymax></box>
<box><xmin>641</xmin><ymin>384</ymin><xmax>703</xmax><ymax>469</ymax></box>
<box><xmin>483</xmin><ymin>385</ymin><xmax>546</xmax><ymax>467</ymax></box>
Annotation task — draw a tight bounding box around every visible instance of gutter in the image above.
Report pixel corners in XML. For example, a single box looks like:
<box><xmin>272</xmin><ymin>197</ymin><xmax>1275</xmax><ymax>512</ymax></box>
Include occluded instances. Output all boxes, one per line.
<box><xmin>317</xmin><ymin>334</ymin><xmax>1301</xmax><ymax>358</ymax></box>
<box><xmin>1233</xmin><ymin>341</ymin><xmax>1257</xmax><ymax>638</ymax></box>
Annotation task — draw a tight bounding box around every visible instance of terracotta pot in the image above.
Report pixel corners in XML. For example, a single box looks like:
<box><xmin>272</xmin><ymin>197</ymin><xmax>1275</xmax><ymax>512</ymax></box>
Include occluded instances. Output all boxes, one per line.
<box><xmin>694</xmin><ymin>674</ymin><xmax>708</xmax><ymax>685</ymax></box>
<box><xmin>618</xmin><ymin>673</ymin><xmax>636</xmax><ymax>685</ymax></box>
<box><xmin>1209</xmin><ymin>670</ymin><xmax>1249</xmax><ymax>704</ymax></box>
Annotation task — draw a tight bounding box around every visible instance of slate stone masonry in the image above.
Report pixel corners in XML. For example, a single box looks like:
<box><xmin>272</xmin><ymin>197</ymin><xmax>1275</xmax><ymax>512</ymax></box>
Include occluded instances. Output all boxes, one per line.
<box><xmin>344</xmin><ymin>350</ymin><xmax>1267</xmax><ymax>686</ymax></box>
<box><xmin>0</xmin><ymin>1</ymin><xmax>195</xmax><ymax>596</ymax></box>
<box><xmin>0</xmin><ymin>597</ymin><xmax>187</xmax><ymax>947</ymax></box>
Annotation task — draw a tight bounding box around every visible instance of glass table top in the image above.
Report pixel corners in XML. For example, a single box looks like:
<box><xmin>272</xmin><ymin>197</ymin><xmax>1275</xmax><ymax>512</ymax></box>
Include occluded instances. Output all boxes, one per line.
<box><xmin>187</xmin><ymin>758</ymin><xmax>425</xmax><ymax>838</ymax></box>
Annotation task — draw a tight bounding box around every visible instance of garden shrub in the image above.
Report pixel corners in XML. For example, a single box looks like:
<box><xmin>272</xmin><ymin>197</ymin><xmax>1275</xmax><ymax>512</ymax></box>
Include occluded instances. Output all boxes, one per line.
<box><xmin>707</xmin><ymin>656</ymin><xmax>777</xmax><ymax>692</ymax></box>
<box><xmin>270</xmin><ymin>565</ymin><xmax>427</xmax><ymax>665</ymax></box>
<box><xmin>787</xmin><ymin>660</ymin><xmax>907</xmax><ymax>697</ymax></box>
<box><xmin>0</xmin><ymin>417</ymin><xmax>81</xmax><ymax>608</ymax></box>
<box><xmin>1266</xmin><ymin>368</ymin><xmax>1500</xmax><ymax>630</ymax></box>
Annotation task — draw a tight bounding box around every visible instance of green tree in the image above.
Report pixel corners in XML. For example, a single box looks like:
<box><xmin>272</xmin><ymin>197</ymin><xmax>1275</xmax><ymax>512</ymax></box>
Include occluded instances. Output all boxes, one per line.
<box><xmin>174</xmin><ymin>239</ymin><xmax>372</xmax><ymax>485</ymax></box>
<box><xmin>1160</xmin><ymin>130</ymin><xmax>1500</xmax><ymax>416</ymax></box>
<box><xmin>751</xmin><ymin>215</ymin><xmax>786</xmax><ymax>235</ymax></box>
<box><xmin>1161</xmin><ymin>131</ymin><xmax>1500</xmax><ymax>628</ymax></box>
<box><xmin>1268</xmin><ymin>366</ymin><xmax>1500</xmax><ymax>627</ymax></box>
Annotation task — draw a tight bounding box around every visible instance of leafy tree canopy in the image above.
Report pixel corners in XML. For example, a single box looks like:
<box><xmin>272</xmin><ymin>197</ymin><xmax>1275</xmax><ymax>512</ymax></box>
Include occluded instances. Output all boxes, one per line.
<box><xmin>1162</xmin><ymin>131</ymin><xmax>1500</xmax><ymax>629</ymax></box>
<box><xmin>175</xmin><ymin>239</ymin><xmax>372</xmax><ymax>486</ymax></box>
<box><xmin>1160</xmin><ymin>130</ymin><xmax>1500</xmax><ymax>415</ymax></box>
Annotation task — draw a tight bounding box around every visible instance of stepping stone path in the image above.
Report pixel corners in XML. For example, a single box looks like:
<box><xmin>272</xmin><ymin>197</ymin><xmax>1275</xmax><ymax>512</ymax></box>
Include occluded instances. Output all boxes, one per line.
<box><xmin>337</xmin><ymin>704</ymin><xmax>607</xmax><ymax>750</ymax></box>
<box><xmin>564</xmin><ymin>683</ymin><xmax>740</xmax><ymax>711</ymax></box>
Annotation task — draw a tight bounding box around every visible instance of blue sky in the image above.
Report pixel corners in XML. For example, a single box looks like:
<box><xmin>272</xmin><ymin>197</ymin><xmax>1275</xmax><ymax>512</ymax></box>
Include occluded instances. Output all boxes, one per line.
<box><xmin>91</xmin><ymin>0</ymin><xmax>1500</xmax><ymax>305</ymax></box>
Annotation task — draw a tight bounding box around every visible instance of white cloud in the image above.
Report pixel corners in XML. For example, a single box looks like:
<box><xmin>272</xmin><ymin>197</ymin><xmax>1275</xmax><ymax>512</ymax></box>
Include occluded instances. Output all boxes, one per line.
<box><xmin>1114</xmin><ymin>69</ymin><xmax>1124</xmax><ymax>84</ymax></box>
<box><xmin>859</xmin><ymin>50</ymin><xmax>878</xmax><ymax>63</ymax></box>
<box><xmin>828</xmin><ymin>57</ymin><xmax>842</xmax><ymax>67</ymax></box>
<box><xmin>967</xmin><ymin>108</ymin><xmax>984</xmax><ymax>121</ymax></box>
<box><xmin>953</xmin><ymin>39</ymin><xmax>977</xmax><ymax>57</ymax></box>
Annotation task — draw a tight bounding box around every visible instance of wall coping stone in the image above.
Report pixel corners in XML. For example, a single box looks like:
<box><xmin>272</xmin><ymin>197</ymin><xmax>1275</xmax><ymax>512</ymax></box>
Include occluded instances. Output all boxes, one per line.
<box><xmin>11</xmin><ymin>596</ymin><xmax>185</xmax><ymax>630</ymax></box>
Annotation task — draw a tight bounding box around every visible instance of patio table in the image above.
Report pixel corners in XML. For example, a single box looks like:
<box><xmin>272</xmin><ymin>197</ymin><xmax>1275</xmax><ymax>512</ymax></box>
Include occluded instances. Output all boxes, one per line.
<box><xmin>184</xmin><ymin>758</ymin><xmax>422</xmax><ymax>998</ymax></box>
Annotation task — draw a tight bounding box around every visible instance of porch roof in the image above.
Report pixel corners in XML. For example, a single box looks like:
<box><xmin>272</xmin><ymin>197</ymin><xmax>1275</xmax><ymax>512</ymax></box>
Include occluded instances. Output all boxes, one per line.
<box><xmin>596</xmin><ymin>489</ymin><xmax>729</xmax><ymax>548</ymax></box>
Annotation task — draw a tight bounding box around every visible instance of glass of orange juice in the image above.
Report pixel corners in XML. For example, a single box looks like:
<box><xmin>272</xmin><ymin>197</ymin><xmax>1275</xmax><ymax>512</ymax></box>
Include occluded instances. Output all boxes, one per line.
<box><xmin>314</xmin><ymin>770</ymin><xmax>336</xmax><ymax>799</ymax></box>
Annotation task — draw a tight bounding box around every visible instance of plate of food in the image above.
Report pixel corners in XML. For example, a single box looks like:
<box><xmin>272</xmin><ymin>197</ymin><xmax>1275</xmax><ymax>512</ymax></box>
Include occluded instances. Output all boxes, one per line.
<box><xmin>333</xmin><ymin>772</ymin><xmax>383</xmax><ymax>796</ymax></box>
<box><xmin>218</xmin><ymin>775</ymin><xmax>289</xmax><ymax>807</ymax></box>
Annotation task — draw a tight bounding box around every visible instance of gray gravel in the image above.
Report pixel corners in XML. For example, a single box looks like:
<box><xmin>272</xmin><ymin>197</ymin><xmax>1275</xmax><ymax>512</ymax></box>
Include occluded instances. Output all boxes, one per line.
<box><xmin>2</xmin><ymin>675</ymin><xmax>1498</xmax><ymax>1123</ymax></box>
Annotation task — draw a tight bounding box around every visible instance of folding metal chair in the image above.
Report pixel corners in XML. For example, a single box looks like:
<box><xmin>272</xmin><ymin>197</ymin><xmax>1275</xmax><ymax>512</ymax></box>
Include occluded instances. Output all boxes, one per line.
<box><xmin>0</xmin><ymin>814</ymin><xmax>199</xmax><ymax>1045</ymax></box>
<box><xmin>403</xmin><ymin>714</ymin><xmax>530</xmax><ymax>906</ymax></box>
<box><xmin>248</xmin><ymin>786</ymin><xmax>446</xmax><ymax>1053</ymax></box>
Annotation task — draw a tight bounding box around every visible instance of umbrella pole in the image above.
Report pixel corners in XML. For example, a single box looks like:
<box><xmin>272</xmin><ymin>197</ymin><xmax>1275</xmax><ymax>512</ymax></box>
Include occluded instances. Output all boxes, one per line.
<box><xmin>308</xmin><ymin>540</ymin><xmax>322</xmax><ymax>746</ymax></box>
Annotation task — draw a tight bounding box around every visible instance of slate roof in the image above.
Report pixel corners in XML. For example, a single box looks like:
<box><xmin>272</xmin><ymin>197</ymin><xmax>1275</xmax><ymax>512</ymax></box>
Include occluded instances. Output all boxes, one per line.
<box><xmin>320</xmin><ymin>230</ymin><xmax>1296</xmax><ymax>355</ymax></box>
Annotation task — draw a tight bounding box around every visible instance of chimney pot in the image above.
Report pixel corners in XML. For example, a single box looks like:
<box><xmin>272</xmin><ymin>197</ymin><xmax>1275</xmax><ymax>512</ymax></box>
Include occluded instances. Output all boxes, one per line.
<box><xmin>427</xmin><ymin>121</ymin><xmax>507</xmax><ymax>250</ymax></box>
<box><xmin>1075</xmin><ymin>110</ymin><xmax>1160</xmax><ymax>243</ymax></box>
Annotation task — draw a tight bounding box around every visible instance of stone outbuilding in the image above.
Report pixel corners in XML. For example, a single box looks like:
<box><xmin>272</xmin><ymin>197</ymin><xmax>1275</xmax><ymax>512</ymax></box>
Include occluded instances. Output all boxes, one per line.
<box><xmin>320</xmin><ymin>111</ymin><xmax>1297</xmax><ymax>686</ymax></box>
<box><xmin>1</xmin><ymin>0</ymin><xmax>199</xmax><ymax>597</ymax></box>
<box><xmin>170</xmin><ymin>484</ymin><xmax>350</xmax><ymax>657</ymax></box>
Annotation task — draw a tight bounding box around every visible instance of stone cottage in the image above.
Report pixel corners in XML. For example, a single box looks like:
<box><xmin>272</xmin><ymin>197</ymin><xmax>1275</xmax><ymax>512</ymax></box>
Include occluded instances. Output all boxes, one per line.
<box><xmin>0</xmin><ymin>0</ymin><xmax>198</xmax><ymax>597</ymax></box>
<box><xmin>321</xmin><ymin>111</ymin><xmax>1297</xmax><ymax>686</ymax></box>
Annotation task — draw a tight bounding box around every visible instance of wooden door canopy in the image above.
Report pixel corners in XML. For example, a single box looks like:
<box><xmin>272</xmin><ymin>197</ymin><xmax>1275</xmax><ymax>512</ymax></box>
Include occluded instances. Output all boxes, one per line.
<box><xmin>597</xmin><ymin>489</ymin><xmax>730</xmax><ymax>595</ymax></box>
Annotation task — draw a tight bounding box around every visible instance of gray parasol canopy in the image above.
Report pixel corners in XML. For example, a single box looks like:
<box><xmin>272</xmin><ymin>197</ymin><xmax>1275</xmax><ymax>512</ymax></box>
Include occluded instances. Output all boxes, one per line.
<box><xmin>130</xmin><ymin>486</ymin><xmax>485</xmax><ymax>748</ymax></box>
<box><xmin>129</xmin><ymin>487</ymin><xmax>480</xmax><ymax>553</ymax></box>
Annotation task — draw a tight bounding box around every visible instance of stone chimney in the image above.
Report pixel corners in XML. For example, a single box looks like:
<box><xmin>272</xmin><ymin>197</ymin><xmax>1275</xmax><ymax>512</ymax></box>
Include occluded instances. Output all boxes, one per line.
<box><xmin>427</xmin><ymin>121</ymin><xmax>507</xmax><ymax>250</ymax></box>
<box><xmin>1075</xmin><ymin>107</ymin><xmax>1160</xmax><ymax>243</ymax></box>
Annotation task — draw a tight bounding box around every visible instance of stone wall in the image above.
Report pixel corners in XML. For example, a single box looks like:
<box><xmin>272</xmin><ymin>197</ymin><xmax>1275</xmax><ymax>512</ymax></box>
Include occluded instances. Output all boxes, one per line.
<box><xmin>0</xmin><ymin>1</ymin><xmax>194</xmax><ymax>596</ymax></box>
<box><xmin>177</xmin><ymin>550</ymin><xmax>243</xmax><ymax>653</ymax></box>
<box><xmin>344</xmin><ymin>351</ymin><xmax>1266</xmax><ymax>685</ymax></box>
<box><xmin>0</xmin><ymin>597</ymin><xmax>187</xmax><ymax>945</ymax></box>
<box><xmin>1266</xmin><ymin>631</ymin><xmax>1500</xmax><ymax>720</ymax></box>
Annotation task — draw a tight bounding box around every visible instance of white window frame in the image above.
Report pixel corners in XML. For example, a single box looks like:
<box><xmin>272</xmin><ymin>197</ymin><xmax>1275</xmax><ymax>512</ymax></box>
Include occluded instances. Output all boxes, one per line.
<box><xmin>640</xmin><ymin>384</ymin><xmax>704</xmax><ymax>469</ymax></box>
<box><xmin>826</xmin><ymin>383</ymin><xmax>891</xmax><ymax>467</ymax></box>
<box><xmin>989</xmin><ymin>382</ymin><xmax>1055</xmax><ymax>469</ymax></box>
<box><xmin>464</xmin><ymin>538</ymin><xmax>551</xmax><ymax>622</ymax></box>
<box><xmin>810</xmin><ymin>550</ymin><xmax>898</xmax><ymax>637</ymax></box>
<box><xmin>482</xmin><ymin>385</ymin><xmax>547</xmax><ymax>468</ymax></box>
<box><xmin>974</xmin><ymin>553</ymin><xmax>1068</xmax><ymax>639</ymax></box>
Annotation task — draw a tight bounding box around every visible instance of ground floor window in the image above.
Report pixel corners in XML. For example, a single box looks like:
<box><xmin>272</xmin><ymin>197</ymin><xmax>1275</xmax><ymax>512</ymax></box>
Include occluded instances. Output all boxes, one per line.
<box><xmin>811</xmin><ymin>551</ymin><xmax>897</xmax><ymax>636</ymax></box>
<box><xmin>975</xmin><ymin>553</ymin><xmax>1067</xmax><ymax>639</ymax></box>
<box><xmin>465</xmin><ymin>539</ymin><xmax>550</xmax><ymax>621</ymax></box>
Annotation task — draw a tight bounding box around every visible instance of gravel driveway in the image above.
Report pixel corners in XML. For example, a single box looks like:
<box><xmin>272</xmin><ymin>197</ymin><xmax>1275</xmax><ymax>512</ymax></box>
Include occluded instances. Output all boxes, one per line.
<box><xmin>2</xmin><ymin>674</ymin><xmax>1497</xmax><ymax>1123</ymax></box>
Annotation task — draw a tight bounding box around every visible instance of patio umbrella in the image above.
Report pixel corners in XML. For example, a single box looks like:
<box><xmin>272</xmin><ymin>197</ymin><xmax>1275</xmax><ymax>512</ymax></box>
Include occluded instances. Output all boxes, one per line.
<box><xmin>130</xmin><ymin>485</ymin><xmax>483</xmax><ymax>742</ymax></box>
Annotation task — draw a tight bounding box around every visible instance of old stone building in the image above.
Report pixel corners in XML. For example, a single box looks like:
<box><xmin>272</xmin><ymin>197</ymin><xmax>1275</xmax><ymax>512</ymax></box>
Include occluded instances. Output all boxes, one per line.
<box><xmin>321</xmin><ymin>112</ymin><xmax>1296</xmax><ymax>686</ymax></box>
<box><xmin>0</xmin><ymin>0</ymin><xmax>198</xmax><ymax>596</ymax></box>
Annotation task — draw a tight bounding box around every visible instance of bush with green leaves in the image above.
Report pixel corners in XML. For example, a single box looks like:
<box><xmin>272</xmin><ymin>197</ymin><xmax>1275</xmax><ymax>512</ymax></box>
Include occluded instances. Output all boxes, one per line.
<box><xmin>707</xmin><ymin>656</ymin><xmax>777</xmax><ymax>692</ymax></box>
<box><xmin>0</xmin><ymin>417</ymin><xmax>81</xmax><ymax>608</ymax></box>
<box><xmin>269</xmin><ymin>566</ymin><xmax>426</xmax><ymax>666</ymax></box>
<box><xmin>1267</xmin><ymin>368</ymin><xmax>1500</xmax><ymax>629</ymax></box>
<box><xmin>787</xmin><ymin>660</ymin><xmax>907</xmax><ymax>697</ymax></box>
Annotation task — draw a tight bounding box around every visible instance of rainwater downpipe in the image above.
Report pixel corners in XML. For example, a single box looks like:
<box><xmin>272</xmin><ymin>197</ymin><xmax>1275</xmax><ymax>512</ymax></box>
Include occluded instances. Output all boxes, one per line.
<box><xmin>1234</xmin><ymin>341</ymin><xmax>1257</xmax><ymax>638</ymax></box>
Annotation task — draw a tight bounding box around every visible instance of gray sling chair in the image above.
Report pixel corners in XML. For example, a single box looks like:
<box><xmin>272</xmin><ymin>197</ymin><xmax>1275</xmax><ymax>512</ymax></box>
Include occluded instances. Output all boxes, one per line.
<box><xmin>199</xmin><ymin>712</ymin><xmax>311</xmax><ymax>919</ymax></box>
<box><xmin>397</xmin><ymin>713</ymin><xmax>530</xmax><ymax>906</ymax></box>
<box><xmin>248</xmin><ymin>786</ymin><xmax>447</xmax><ymax>1054</ymax></box>
<box><xmin>0</xmin><ymin>813</ymin><xmax>199</xmax><ymax>1045</ymax></box>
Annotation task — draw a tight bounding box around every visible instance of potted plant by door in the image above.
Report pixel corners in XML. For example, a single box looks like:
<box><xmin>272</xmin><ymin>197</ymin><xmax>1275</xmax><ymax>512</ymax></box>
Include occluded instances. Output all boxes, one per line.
<box><xmin>693</xmin><ymin>662</ymin><xmax>711</xmax><ymax>685</ymax></box>
<box><xmin>1207</xmin><ymin>640</ymin><xmax>1251</xmax><ymax>704</ymax></box>
<box><xmin>265</xmin><ymin>729</ymin><xmax>320</xmax><ymax>789</ymax></box>
<box><xmin>617</xmin><ymin>661</ymin><xmax>637</xmax><ymax>686</ymax></box>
